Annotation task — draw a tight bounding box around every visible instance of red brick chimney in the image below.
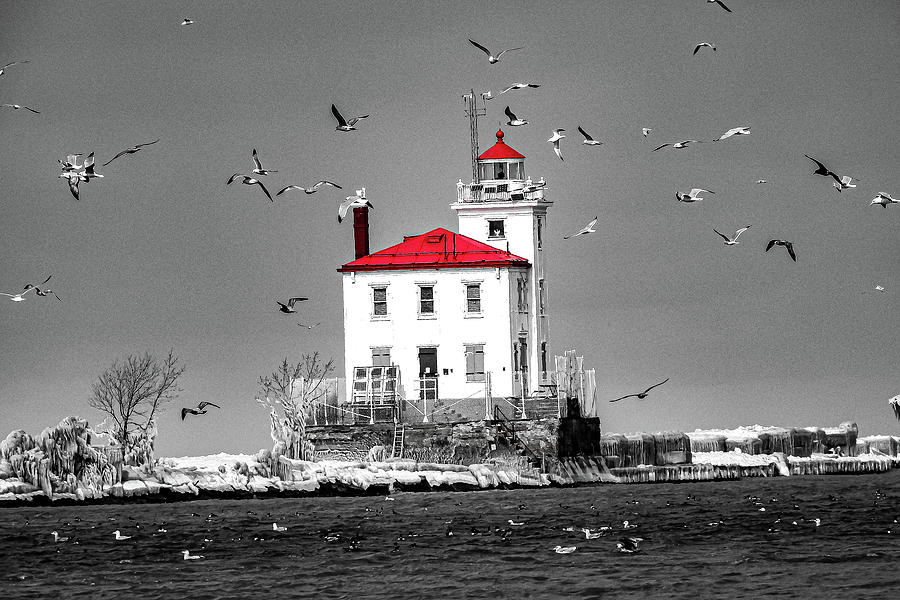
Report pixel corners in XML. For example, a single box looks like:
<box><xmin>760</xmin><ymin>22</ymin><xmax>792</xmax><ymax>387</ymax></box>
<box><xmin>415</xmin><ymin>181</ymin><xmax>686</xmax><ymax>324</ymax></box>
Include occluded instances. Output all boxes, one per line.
<box><xmin>353</xmin><ymin>206</ymin><xmax>369</xmax><ymax>259</ymax></box>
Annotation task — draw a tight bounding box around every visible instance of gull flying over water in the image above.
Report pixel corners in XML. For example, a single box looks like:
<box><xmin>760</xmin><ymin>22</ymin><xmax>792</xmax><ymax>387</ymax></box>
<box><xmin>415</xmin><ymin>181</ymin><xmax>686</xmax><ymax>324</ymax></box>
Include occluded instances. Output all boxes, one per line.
<box><xmin>676</xmin><ymin>188</ymin><xmax>713</xmax><ymax>202</ymax></box>
<box><xmin>547</xmin><ymin>129</ymin><xmax>565</xmax><ymax>161</ymax></box>
<box><xmin>277</xmin><ymin>297</ymin><xmax>309</xmax><ymax>314</ymax></box>
<box><xmin>499</xmin><ymin>82</ymin><xmax>540</xmax><ymax>95</ymax></box>
<box><xmin>332</xmin><ymin>104</ymin><xmax>369</xmax><ymax>132</ymax></box>
<box><xmin>251</xmin><ymin>148</ymin><xmax>276</xmax><ymax>176</ymax></box>
<box><xmin>1</xmin><ymin>103</ymin><xmax>39</xmax><ymax>113</ymax></box>
<box><xmin>610</xmin><ymin>378</ymin><xmax>670</xmax><ymax>402</ymax></box>
<box><xmin>693</xmin><ymin>42</ymin><xmax>717</xmax><ymax>55</ymax></box>
<box><xmin>870</xmin><ymin>192</ymin><xmax>898</xmax><ymax>207</ymax></box>
<box><xmin>102</xmin><ymin>139</ymin><xmax>159</xmax><ymax>166</ymax></box>
<box><xmin>652</xmin><ymin>140</ymin><xmax>702</xmax><ymax>152</ymax></box>
<box><xmin>765</xmin><ymin>239</ymin><xmax>796</xmax><ymax>262</ymax></box>
<box><xmin>0</xmin><ymin>60</ymin><xmax>29</xmax><ymax>76</ymax></box>
<box><xmin>714</xmin><ymin>126</ymin><xmax>750</xmax><ymax>141</ymax></box>
<box><xmin>467</xmin><ymin>39</ymin><xmax>523</xmax><ymax>64</ymax></box>
<box><xmin>563</xmin><ymin>216</ymin><xmax>598</xmax><ymax>239</ymax></box>
<box><xmin>181</xmin><ymin>401</ymin><xmax>221</xmax><ymax>420</ymax></box>
<box><xmin>277</xmin><ymin>180</ymin><xmax>342</xmax><ymax>196</ymax></box>
<box><xmin>504</xmin><ymin>106</ymin><xmax>528</xmax><ymax>126</ymax></box>
<box><xmin>713</xmin><ymin>225</ymin><xmax>751</xmax><ymax>245</ymax></box>
<box><xmin>804</xmin><ymin>154</ymin><xmax>842</xmax><ymax>186</ymax></box>
<box><xmin>338</xmin><ymin>188</ymin><xmax>372</xmax><ymax>223</ymax></box>
<box><xmin>577</xmin><ymin>126</ymin><xmax>603</xmax><ymax>146</ymax></box>
<box><xmin>227</xmin><ymin>173</ymin><xmax>272</xmax><ymax>201</ymax></box>
<box><xmin>707</xmin><ymin>0</ymin><xmax>732</xmax><ymax>12</ymax></box>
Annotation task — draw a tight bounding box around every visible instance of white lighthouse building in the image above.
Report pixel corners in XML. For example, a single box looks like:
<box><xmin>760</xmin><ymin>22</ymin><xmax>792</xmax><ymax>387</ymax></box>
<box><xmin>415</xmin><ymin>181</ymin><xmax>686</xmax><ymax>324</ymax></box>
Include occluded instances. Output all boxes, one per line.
<box><xmin>338</xmin><ymin>129</ymin><xmax>552</xmax><ymax>423</ymax></box>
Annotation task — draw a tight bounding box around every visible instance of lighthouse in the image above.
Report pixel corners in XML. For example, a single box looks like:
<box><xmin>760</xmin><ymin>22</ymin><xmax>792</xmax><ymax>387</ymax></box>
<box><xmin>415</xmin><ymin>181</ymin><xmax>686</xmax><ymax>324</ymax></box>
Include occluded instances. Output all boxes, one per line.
<box><xmin>451</xmin><ymin>129</ymin><xmax>553</xmax><ymax>395</ymax></box>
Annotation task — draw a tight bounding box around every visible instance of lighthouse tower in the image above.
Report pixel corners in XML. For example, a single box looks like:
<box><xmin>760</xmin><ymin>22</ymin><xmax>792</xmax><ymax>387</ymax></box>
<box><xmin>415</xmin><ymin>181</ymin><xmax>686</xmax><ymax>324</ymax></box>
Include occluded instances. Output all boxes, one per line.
<box><xmin>451</xmin><ymin>129</ymin><xmax>552</xmax><ymax>394</ymax></box>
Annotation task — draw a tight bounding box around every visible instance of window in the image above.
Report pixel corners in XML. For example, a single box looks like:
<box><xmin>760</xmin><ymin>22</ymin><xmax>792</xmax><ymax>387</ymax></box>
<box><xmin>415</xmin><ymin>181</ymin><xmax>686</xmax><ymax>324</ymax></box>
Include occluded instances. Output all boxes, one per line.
<box><xmin>488</xmin><ymin>219</ymin><xmax>505</xmax><ymax>239</ymax></box>
<box><xmin>537</xmin><ymin>217</ymin><xmax>543</xmax><ymax>249</ymax></box>
<box><xmin>465</xmin><ymin>283</ymin><xmax>481</xmax><ymax>314</ymax></box>
<box><xmin>493</xmin><ymin>163</ymin><xmax>506</xmax><ymax>179</ymax></box>
<box><xmin>372</xmin><ymin>347</ymin><xmax>391</xmax><ymax>366</ymax></box>
<box><xmin>419</xmin><ymin>285</ymin><xmax>434</xmax><ymax>315</ymax></box>
<box><xmin>540</xmin><ymin>342</ymin><xmax>548</xmax><ymax>374</ymax></box>
<box><xmin>465</xmin><ymin>344</ymin><xmax>485</xmax><ymax>382</ymax></box>
<box><xmin>538</xmin><ymin>279</ymin><xmax>545</xmax><ymax>314</ymax></box>
<box><xmin>372</xmin><ymin>286</ymin><xmax>387</xmax><ymax>316</ymax></box>
<box><xmin>517</xmin><ymin>276</ymin><xmax>528</xmax><ymax>312</ymax></box>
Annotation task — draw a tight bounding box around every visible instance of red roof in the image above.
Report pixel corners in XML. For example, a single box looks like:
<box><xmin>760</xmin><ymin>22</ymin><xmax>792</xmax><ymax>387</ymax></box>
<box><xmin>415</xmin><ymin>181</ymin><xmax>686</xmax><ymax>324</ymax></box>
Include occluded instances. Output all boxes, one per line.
<box><xmin>338</xmin><ymin>228</ymin><xmax>530</xmax><ymax>272</ymax></box>
<box><xmin>478</xmin><ymin>129</ymin><xmax>525</xmax><ymax>160</ymax></box>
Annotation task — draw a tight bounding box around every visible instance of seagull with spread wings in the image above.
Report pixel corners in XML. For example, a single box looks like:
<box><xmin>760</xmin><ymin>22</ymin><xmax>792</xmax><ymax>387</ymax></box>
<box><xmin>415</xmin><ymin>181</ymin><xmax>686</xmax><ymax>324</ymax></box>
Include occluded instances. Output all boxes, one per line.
<box><xmin>2</xmin><ymin>276</ymin><xmax>50</xmax><ymax>302</ymax></box>
<box><xmin>1</xmin><ymin>103</ymin><xmax>39</xmax><ymax>113</ymax></box>
<box><xmin>277</xmin><ymin>297</ymin><xmax>309</xmax><ymax>314</ymax></box>
<box><xmin>610</xmin><ymin>378</ymin><xmax>670</xmax><ymax>403</ymax></box>
<box><xmin>504</xmin><ymin>106</ymin><xmax>528</xmax><ymax>126</ymax></box>
<box><xmin>676</xmin><ymin>188</ymin><xmax>714</xmax><ymax>202</ymax></box>
<box><xmin>870</xmin><ymin>192</ymin><xmax>898</xmax><ymax>208</ymax></box>
<box><xmin>765</xmin><ymin>239</ymin><xmax>796</xmax><ymax>262</ymax></box>
<box><xmin>804</xmin><ymin>154</ymin><xmax>842</xmax><ymax>186</ymax></box>
<box><xmin>563</xmin><ymin>217</ymin><xmax>598</xmax><ymax>239</ymax></box>
<box><xmin>713</xmin><ymin>225</ymin><xmax>751</xmax><ymax>245</ymax></box>
<box><xmin>713</xmin><ymin>126</ymin><xmax>750</xmax><ymax>141</ymax></box>
<box><xmin>338</xmin><ymin>188</ymin><xmax>373</xmax><ymax>223</ymax></box>
<box><xmin>498</xmin><ymin>82</ymin><xmax>540</xmax><ymax>95</ymax></box>
<box><xmin>577</xmin><ymin>126</ymin><xmax>603</xmax><ymax>146</ymax></box>
<box><xmin>652</xmin><ymin>140</ymin><xmax>702</xmax><ymax>152</ymax></box>
<box><xmin>181</xmin><ymin>401</ymin><xmax>221</xmax><ymax>420</ymax></box>
<box><xmin>467</xmin><ymin>38</ymin><xmax>523</xmax><ymax>64</ymax></box>
<box><xmin>332</xmin><ymin>104</ymin><xmax>369</xmax><ymax>132</ymax></box>
<box><xmin>102</xmin><ymin>139</ymin><xmax>159</xmax><ymax>166</ymax></box>
<box><xmin>693</xmin><ymin>42</ymin><xmax>717</xmax><ymax>55</ymax></box>
<box><xmin>277</xmin><ymin>180</ymin><xmax>342</xmax><ymax>196</ymax></box>
<box><xmin>227</xmin><ymin>173</ymin><xmax>273</xmax><ymax>201</ymax></box>
<box><xmin>707</xmin><ymin>0</ymin><xmax>732</xmax><ymax>12</ymax></box>
<box><xmin>833</xmin><ymin>175</ymin><xmax>857</xmax><ymax>192</ymax></box>
<box><xmin>547</xmin><ymin>129</ymin><xmax>565</xmax><ymax>161</ymax></box>
<box><xmin>250</xmin><ymin>148</ymin><xmax>277</xmax><ymax>176</ymax></box>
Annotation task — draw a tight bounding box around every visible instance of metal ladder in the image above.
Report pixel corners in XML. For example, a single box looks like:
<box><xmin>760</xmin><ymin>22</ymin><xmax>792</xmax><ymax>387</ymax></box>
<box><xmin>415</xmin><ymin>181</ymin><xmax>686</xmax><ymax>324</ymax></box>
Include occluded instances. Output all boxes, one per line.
<box><xmin>391</xmin><ymin>423</ymin><xmax>405</xmax><ymax>458</ymax></box>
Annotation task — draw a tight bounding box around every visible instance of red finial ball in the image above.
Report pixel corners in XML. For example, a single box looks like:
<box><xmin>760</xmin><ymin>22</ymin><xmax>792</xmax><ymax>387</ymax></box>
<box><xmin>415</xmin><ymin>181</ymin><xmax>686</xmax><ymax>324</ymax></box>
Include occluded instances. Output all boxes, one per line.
<box><xmin>496</xmin><ymin>129</ymin><xmax>504</xmax><ymax>141</ymax></box>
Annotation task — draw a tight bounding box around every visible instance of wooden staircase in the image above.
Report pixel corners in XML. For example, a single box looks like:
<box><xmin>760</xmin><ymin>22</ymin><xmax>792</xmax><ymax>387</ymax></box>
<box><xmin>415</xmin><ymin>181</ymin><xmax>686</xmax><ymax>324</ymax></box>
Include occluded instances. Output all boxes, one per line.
<box><xmin>391</xmin><ymin>423</ymin><xmax>405</xmax><ymax>459</ymax></box>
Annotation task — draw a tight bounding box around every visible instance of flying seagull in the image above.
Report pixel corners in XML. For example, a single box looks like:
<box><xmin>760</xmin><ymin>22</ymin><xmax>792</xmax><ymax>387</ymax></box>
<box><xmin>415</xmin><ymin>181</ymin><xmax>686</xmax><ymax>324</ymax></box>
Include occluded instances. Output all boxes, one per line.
<box><xmin>610</xmin><ymin>378</ymin><xmax>670</xmax><ymax>402</ymax></box>
<box><xmin>577</xmin><ymin>126</ymin><xmax>603</xmax><ymax>146</ymax></box>
<box><xmin>297</xmin><ymin>322</ymin><xmax>322</xmax><ymax>329</ymax></box>
<box><xmin>276</xmin><ymin>297</ymin><xmax>309</xmax><ymax>314</ymax></box>
<box><xmin>227</xmin><ymin>173</ymin><xmax>273</xmax><ymax>201</ymax></box>
<box><xmin>504</xmin><ymin>106</ymin><xmax>528</xmax><ymax>126</ymax></box>
<box><xmin>1</xmin><ymin>103</ymin><xmax>39</xmax><ymax>113</ymax></box>
<box><xmin>180</xmin><ymin>19</ymin><xmax>194</xmax><ymax>25</ymax></box>
<box><xmin>59</xmin><ymin>170</ymin><xmax>85</xmax><ymax>200</ymax></box>
<box><xmin>713</xmin><ymin>126</ymin><xmax>750</xmax><ymax>141</ymax></box>
<box><xmin>756</xmin><ymin>179</ymin><xmax>768</xmax><ymax>184</ymax></box>
<box><xmin>563</xmin><ymin>216</ymin><xmax>598</xmax><ymax>239</ymax></box>
<box><xmin>467</xmin><ymin>38</ymin><xmax>523</xmax><ymax>64</ymax></box>
<box><xmin>276</xmin><ymin>180</ymin><xmax>342</xmax><ymax>196</ymax></box>
<box><xmin>338</xmin><ymin>189</ymin><xmax>372</xmax><ymax>223</ymax></box>
<box><xmin>707</xmin><ymin>0</ymin><xmax>732</xmax><ymax>12</ymax></box>
<box><xmin>765</xmin><ymin>239</ymin><xmax>796</xmax><ymax>262</ymax></box>
<box><xmin>547</xmin><ymin>129</ymin><xmax>565</xmax><ymax>161</ymax></box>
<box><xmin>874</xmin><ymin>285</ymin><xmax>885</xmax><ymax>292</ymax></box>
<box><xmin>870</xmin><ymin>192</ymin><xmax>898</xmax><ymax>207</ymax></box>
<box><xmin>181</xmin><ymin>401</ymin><xmax>221</xmax><ymax>420</ymax></box>
<box><xmin>1</xmin><ymin>277</ymin><xmax>47</xmax><ymax>301</ymax></box>
<box><xmin>804</xmin><ymin>154</ymin><xmax>842</xmax><ymax>186</ymax></box>
<box><xmin>833</xmin><ymin>175</ymin><xmax>857</xmax><ymax>192</ymax></box>
<box><xmin>0</xmin><ymin>60</ymin><xmax>29</xmax><ymax>76</ymax></box>
<box><xmin>33</xmin><ymin>285</ymin><xmax>60</xmax><ymax>301</ymax></box>
<box><xmin>713</xmin><ymin>225</ymin><xmax>751</xmax><ymax>245</ymax></box>
<box><xmin>22</xmin><ymin>275</ymin><xmax>54</xmax><ymax>298</ymax></box>
<box><xmin>693</xmin><ymin>42</ymin><xmax>717</xmax><ymax>55</ymax></box>
<box><xmin>332</xmin><ymin>104</ymin><xmax>369</xmax><ymax>132</ymax></box>
<box><xmin>652</xmin><ymin>140</ymin><xmax>702</xmax><ymax>152</ymax></box>
<box><xmin>102</xmin><ymin>139</ymin><xmax>159</xmax><ymax>166</ymax></box>
<box><xmin>642</xmin><ymin>128</ymin><xmax>653</xmax><ymax>137</ymax></box>
<box><xmin>616</xmin><ymin>537</ymin><xmax>644</xmax><ymax>553</ymax></box>
<box><xmin>480</xmin><ymin>90</ymin><xmax>493</xmax><ymax>101</ymax></box>
<box><xmin>499</xmin><ymin>82</ymin><xmax>540</xmax><ymax>95</ymax></box>
<box><xmin>80</xmin><ymin>152</ymin><xmax>103</xmax><ymax>181</ymax></box>
<box><xmin>251</xmin><ymin>148</ymin><xmax>276</xmax><ymax>176</ymax></box>
<box><xmin>676</xmin><ymin>188</ymin><xmax>714</xmax><ymax>202</ymax></box>
<box><xmin>59</xmin><ymin>154</ymin><xmax>83</xmax><ymax>173</ymax></box>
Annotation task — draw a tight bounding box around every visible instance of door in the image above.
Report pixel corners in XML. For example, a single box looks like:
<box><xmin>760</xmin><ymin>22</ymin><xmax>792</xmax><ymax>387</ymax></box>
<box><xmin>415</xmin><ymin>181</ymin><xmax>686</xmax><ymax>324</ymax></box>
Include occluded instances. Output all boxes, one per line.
<box><xmin>418</xmin><ymin>347</ymin><xmax>438</xmax><ymax>401</ymax></box>
<box><xmin>518</xmin><ymin>338</ymin><xmax>528</xmax><ymax>392</ymax></box>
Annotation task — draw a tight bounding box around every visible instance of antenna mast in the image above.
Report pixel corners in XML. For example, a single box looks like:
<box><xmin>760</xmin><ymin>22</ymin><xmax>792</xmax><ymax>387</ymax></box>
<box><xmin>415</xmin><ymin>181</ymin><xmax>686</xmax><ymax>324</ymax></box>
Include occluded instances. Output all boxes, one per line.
<box><xmin>462</xmin><ymin>89</ymin><xmax>486</xmax><ymax>183</ymax></box>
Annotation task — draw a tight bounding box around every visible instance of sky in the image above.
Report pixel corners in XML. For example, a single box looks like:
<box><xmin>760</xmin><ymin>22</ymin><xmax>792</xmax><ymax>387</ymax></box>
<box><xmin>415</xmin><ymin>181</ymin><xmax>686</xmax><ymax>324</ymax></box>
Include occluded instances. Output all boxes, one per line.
<box><xmin>1</xmin><ymin>1</ymin><xmax>898</xmax><ymax>457</ymax></box>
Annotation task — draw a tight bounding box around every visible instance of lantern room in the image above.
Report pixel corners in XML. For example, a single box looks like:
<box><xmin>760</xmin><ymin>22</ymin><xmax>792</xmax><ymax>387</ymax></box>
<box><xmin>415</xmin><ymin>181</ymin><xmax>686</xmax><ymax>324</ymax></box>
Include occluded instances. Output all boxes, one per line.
<box><xmin>476</xmin><ymin>130</ymin><xmax>526</xmax><ymax>182</ymax></box>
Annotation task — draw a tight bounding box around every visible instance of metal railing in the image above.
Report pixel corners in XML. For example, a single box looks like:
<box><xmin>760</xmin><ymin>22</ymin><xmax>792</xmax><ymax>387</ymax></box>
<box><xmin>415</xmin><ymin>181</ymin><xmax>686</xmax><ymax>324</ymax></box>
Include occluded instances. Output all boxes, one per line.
<box><xmin>456</xmin><ymin>181</ymin><xmax>547</xmax><ymax>203</ymax></box>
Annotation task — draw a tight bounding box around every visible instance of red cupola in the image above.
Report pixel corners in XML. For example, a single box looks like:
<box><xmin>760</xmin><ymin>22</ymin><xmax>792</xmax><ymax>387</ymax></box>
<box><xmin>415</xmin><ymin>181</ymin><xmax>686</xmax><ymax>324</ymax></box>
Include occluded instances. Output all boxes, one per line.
<box><xmin>476</xmin><ymin>129</ymin><xmax>526</xmax><ymax>181</ymax></box>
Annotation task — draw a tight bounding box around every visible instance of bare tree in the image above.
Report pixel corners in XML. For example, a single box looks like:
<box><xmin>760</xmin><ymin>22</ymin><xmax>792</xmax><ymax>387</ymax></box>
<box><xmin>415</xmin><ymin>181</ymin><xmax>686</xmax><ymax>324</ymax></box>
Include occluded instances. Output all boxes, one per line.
<box><xmin>88</xmin><ymin>349</ymin><xmax>184</xmax><ymax>464</ymax></box>
<box><xmin>256</xmin><ymin>352</ymin><xmax>334</xmax><ymax>461</ymax></box>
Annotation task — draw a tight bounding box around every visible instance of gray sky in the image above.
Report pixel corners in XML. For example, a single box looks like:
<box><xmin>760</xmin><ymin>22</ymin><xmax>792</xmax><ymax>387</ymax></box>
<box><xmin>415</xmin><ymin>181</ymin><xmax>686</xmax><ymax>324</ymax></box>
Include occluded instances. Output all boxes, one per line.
<box><xmin>1</xmin><ymin>1</ymin><xmax>898</xmax><ymax>457</ymax></box>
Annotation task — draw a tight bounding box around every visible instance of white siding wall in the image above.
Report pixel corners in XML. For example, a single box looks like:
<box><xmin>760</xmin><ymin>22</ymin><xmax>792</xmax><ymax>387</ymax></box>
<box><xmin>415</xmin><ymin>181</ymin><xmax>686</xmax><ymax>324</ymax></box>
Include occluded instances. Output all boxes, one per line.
<box><xmin>342</xmin><ymin>266</ymin><xmax>529</xmax><ymax>402</ymax></box>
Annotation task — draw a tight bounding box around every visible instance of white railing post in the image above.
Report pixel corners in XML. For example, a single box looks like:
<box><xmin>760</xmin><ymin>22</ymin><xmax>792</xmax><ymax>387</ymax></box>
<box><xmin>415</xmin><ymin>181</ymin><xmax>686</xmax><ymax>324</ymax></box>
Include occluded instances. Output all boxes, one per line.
<box><xmin>484</xmin><ymin>371</ymin><xmax>492</xmax><ymax>420</ymax></box>
<box><xmin>421</xmin><ymin>379</ymin><xmax>429</xmax><ymax>423</ymax></box>
<box><xmin>519</xmin><ymin>371</ymin><xmax>527</xmax><ymax>419</ymax></box>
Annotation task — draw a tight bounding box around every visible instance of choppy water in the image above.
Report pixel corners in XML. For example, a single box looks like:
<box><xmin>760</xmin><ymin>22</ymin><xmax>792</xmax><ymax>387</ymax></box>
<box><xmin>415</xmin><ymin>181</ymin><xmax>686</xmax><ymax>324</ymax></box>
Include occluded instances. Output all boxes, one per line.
<box><xmin>2</xmin><ymin>470</ymin><xmax>899</xmax><ymax>599</ymax></box>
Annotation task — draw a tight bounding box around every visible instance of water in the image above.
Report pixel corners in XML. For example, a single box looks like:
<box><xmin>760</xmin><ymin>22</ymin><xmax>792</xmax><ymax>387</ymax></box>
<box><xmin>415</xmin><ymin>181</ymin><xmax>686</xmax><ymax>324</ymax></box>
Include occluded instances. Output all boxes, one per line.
<box><xmin>2</xmin><ymin>471</ymin><xmax>899</xmax><ymax>599</ymax></box>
